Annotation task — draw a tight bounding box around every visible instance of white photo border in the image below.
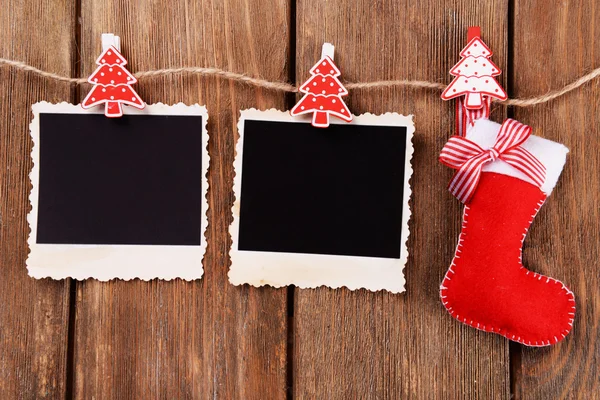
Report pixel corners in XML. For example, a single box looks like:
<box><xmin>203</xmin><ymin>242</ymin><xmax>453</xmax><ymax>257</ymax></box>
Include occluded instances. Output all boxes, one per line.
<box><xmin>229</xmin><ymin>109</ymin><xmax>414</xmax><ymax>293</ymax></box>
<box><xmin>27</xmin><ymin>102</ymin><xmax>210</xmax><ymax>281</ymax></box>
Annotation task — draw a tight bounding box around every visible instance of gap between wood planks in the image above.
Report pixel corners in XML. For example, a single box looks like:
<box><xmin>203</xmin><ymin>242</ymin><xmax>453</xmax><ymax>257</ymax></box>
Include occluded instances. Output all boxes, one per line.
<box><xmin>285</xmin><ymin>1</ymin><xmax>297</xmax><ymax>398</ymax></box>
<box><xmin>65</xmin><ymin>0</ymin><xmax>82</xmax><ymax>398</ymax></box>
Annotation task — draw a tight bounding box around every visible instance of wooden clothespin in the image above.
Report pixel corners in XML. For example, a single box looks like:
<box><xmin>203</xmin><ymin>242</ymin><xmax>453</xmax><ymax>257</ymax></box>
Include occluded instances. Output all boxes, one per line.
<box><xmin>467</xmin><ymin>26</ymin><xmax>480</xmax><ymax>43</ymax></box>
<box><xmin>290</xmin><ymin>43</ymin><xmax>352</xmax><ymax>128</ymax></box>
<box><xmin>321</xmin><ymin>42</ymin><xmax>335</xmax><ymax>59</ymax></box>
<box><xmin>101</xmin><ymin>33</ymin><xmax>121</xmax><ymax>52</ymax></box>
<box><xmin>441</xmin><ymin>26</ymin><xmax>507</xmax><ymax>109</ymax></box>
<box><xmin>81</xmin><ymin>33</ymin><xmax>145</xmax><ymax>117</ymax></box>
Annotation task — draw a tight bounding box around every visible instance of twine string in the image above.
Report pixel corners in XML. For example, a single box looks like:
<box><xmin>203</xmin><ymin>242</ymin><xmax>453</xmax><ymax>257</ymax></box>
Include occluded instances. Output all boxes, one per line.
<box><xmin>1</xmin><ymin>57</ymin><xmax>599</xmax><ymax>107</ymax></box>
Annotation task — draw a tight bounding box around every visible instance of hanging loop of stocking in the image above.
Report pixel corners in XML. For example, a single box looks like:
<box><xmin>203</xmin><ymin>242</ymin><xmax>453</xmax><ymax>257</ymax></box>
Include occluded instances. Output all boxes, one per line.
<box><xmin>440</xmin><ymin>118</ymin><xmax>547</xmax><ymax>203</ymax></box>
<box><xmin>455</xmin><ymin>96</ymin><xmax>492</xmax><ymax>137</ymax></box>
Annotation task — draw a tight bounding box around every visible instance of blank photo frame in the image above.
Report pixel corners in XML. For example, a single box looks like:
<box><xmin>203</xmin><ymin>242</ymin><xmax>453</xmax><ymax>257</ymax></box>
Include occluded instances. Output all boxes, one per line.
<box><xmin>27</xmin><ymin>102</ymin><xmax>209</xmax><ymax>280</ymax></box>
<box><xmin>229</xmin><ymin>109</ymin><xmax>414</xmax><ymax>293</ymax></box>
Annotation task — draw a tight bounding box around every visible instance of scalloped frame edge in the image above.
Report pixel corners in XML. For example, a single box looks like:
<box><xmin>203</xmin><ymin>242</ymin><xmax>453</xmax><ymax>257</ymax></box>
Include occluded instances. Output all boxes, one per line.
<box><xmin>27</xmin><ymin>101</ymin><xmax>210</xmax><ymax>281</ymax></box>
<box><xmin>228</xmin><ymin>108</ymin><xmax>414</xmax><ymax>293</ymax></box>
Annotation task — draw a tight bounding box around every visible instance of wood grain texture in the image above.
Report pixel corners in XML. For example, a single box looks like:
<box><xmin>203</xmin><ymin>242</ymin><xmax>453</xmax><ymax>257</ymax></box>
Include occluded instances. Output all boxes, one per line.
<box><xmin>293</xmin><ymin>1</ymin><xmax>511</xmax><ymax>398</ymax></box>
<box><xmin>2</xmin><ymin>1</ymin><xmax>600</xmax><ymax>398</ymax></box>
<box><xmin>512</xmin><ymin>1</ymin><xmax>600</xmax><ymax>398</ymax></box>
<box><xmin>72</xmin><ymin>1</ymin><xmax>290</xmax><ymax>398</ymax></box>
<box><xmin>0</xmin><ymin>1</ymin><xmax>73</xmax><ymax>398</ymax></box>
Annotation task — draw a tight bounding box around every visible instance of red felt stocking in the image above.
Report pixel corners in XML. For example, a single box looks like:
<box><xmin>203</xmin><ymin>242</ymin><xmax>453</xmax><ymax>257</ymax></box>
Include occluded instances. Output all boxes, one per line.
<box><xmin>439</xmin><ymin>119</ymin><xmax>575</xmax><ymax>346</ymax></box>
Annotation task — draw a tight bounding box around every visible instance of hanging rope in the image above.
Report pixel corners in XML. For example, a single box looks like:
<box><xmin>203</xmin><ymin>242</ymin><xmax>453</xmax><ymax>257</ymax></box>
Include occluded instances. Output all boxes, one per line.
<box><xmin>1</xmin><ymin>57</ymin><xmax>599</xmax><ymax>107</ymax></box>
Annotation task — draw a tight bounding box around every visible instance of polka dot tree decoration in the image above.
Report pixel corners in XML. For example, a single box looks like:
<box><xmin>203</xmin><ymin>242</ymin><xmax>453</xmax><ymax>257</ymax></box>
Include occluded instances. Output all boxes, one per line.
<box><xmin>290</xmin><ymin>43</ymin><xmax>352</xmax><ymax>127</ymax></box>
<box><xmin>82</xmin><ymin>35</ymin><xmax>144</xmax><ymax>117</ymax></box>
<box><xmin>441</xmin><ymin>27</ymin><xmax>507</xmax><ymax>109</ymax></box>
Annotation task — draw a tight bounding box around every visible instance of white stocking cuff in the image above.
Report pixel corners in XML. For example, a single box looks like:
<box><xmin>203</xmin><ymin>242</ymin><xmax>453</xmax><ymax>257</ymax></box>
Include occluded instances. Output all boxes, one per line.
<box><xmin>466</xmin><ymin>119</ymin><xmax>569</xmax><ymax>195</ymax></box>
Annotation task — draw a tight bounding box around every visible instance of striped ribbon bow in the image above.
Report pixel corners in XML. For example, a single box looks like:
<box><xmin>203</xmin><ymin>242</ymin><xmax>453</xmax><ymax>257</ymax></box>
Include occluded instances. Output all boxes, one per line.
<box><xmin>439</xmin><ymin>119</ymin><xmax>546</xmax><ymax>203</ymax></box>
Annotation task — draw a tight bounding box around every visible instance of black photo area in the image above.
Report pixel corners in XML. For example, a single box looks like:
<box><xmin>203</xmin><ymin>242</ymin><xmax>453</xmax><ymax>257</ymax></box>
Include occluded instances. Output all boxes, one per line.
<box><xmin>37</xmin><ymin>113</ymin><xmax>203</xmax><ymax>245</ymax></box>
<box><xmin>238</xmin><ymin>120</ymin><xmax>408</xmax><ymax>259</ymax></box>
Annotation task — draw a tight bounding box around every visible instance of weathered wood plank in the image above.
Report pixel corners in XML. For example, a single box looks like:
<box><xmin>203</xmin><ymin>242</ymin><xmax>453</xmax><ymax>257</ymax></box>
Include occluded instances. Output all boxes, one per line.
<box><xmin>73</xmin><ymin>1</ymin><xmax>290</xmax><ymax>398</ymax></box>
<box><xmin>0</xmin><ymin>0</ymin><xmax>74</xmax><ymax>398</ymax></box>
<box><xmin>293</xmin><ymin>1</ymin><xmax>510</xmax><ymax>398</ymax></box>
<box><xmin>512</xmin><ymin>2</ymin><xmax>600</xmax><ymax>398</ymax></box>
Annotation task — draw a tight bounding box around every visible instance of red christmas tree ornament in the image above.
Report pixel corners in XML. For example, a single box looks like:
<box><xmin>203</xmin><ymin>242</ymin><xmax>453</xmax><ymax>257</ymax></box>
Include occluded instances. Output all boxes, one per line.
<box><xmin>438</xmin><ymin>118</ymin><xmax>575</xmax><ymax>346</ymax></box>
<box><xmin>82</xmin><ymin>34</ymin><xmax>145</xmax><ymax>117</ymax></box>
<box><xmin>290</xmin><ymin>43</ymin><xmax>352</xmax><ymax>128</ymax></box>
<box><xmin>441</xmin><ymin>27</ymin><xmax>507</xmax><ymax>109</ymax></box>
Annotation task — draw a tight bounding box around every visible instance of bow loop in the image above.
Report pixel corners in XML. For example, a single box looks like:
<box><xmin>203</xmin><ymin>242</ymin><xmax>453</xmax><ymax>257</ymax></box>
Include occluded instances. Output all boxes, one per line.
<box><xmin>494</xmin><ymin>118</ymin><xmax>532</xmax><ymax>153</ymax></box>
<box><xmin>440</xmin><ymin>119</ymin><xmax>546</xmax><ymax>203</ymax></box>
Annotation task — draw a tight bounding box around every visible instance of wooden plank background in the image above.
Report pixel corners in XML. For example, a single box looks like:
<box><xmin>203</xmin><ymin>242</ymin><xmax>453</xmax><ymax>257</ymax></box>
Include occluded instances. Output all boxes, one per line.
<box><xmin>0</xmin><ymin>0</ymin><xmax>597</xmax><ymax>398</ymax></box>
<box><xmin>512</xmin><ymin>1</ymin><xmax>600</xmax><ymax>398</ymax></box>
<box><xmin>0</xmin><ymin>1</ymin><xmax>73</xmax><ymax>398</ymax></box>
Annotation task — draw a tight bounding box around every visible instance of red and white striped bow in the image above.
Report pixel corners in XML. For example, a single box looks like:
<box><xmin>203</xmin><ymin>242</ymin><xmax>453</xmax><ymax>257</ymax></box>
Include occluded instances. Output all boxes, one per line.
<box><xmin>440</xmin><ymin>119</ymin><xmax>546</xmax><ymax>203</ymax></box>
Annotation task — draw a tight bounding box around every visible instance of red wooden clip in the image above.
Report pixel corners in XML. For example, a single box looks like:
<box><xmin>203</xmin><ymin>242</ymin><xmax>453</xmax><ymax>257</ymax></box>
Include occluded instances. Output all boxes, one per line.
<box><xmin>441</xmin><ymin>26</ymin><xmax>507</xmax><ymax>109</ymax></box>
<box><xmin>82</xmin><ymin>34</ymin><xmax>145</xmax><ymax>117</ymax></box>
<box><xmin>290</xmin><ymin>43</ymin><xmax>352</xmax><ymax>128</ymax></box>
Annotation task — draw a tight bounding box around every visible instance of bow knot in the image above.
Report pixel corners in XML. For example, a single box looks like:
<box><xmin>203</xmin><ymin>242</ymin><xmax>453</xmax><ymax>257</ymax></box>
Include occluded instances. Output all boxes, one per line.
<box><xmin>439</xmin><ymin>119</ymin><xmax>547</xmax><ymax>203</ymax></box>
<box><xmin>487</xmin><ymin>148</ymin><xmax>500</xmax><ymax>162</ymax></box>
